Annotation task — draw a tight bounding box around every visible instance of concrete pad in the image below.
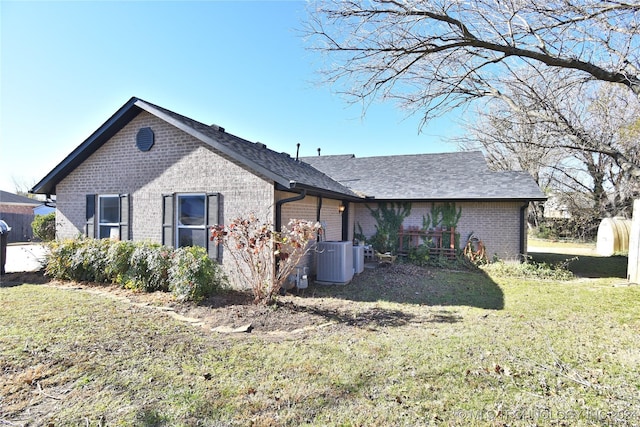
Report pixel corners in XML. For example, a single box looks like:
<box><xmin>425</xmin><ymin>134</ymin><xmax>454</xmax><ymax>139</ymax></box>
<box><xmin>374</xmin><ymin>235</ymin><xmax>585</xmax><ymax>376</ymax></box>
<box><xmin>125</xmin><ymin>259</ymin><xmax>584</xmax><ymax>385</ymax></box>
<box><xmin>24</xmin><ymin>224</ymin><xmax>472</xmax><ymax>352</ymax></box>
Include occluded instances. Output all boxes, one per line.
<box><xmin>3</xmin><ymin>243</ymin><xmax>48</xmax><ymax>273</ymax></box>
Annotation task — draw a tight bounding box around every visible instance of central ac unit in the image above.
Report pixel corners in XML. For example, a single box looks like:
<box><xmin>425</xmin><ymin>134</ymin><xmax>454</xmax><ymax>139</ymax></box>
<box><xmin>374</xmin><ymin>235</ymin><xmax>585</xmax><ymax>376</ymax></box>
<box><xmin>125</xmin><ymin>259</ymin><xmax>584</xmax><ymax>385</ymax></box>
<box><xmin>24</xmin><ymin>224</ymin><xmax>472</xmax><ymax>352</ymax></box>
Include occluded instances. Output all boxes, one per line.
<box><xmin>315</xmin><ymin>241</ymin><xmax>354</xmax><ymax>285</ymax></box>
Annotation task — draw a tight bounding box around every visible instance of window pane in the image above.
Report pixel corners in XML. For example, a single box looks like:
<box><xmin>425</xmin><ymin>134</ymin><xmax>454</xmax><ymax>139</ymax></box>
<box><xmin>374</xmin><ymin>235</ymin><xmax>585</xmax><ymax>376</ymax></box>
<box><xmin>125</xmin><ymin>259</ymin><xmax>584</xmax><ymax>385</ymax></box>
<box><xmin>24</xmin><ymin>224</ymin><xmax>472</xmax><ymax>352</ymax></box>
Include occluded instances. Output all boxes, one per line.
<box><xmin>178</xmin><ymin>195</ymin><xmax>205</xmax><ymax>226</ymax></box>
<box><xmin>99</xmin><ymin>196</ymin><xmax>120</xmax><ymax>224</ymax></box>
<box><xmin>178</xmin><ymin>228</ymin><xmax>206</xmax><ymax>248</ymax></box>
<box><xmin>99</xmin><ymin>226</ymin><xmax>118</xmax><ymax>239</ymax></box>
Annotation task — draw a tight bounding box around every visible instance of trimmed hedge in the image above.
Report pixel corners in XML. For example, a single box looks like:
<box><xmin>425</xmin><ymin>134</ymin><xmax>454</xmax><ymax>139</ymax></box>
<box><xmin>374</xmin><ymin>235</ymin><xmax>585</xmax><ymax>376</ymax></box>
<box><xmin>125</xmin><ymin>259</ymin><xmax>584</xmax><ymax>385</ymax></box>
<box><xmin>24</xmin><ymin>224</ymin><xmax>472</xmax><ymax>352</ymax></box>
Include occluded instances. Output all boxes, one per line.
<box><xmin>46</xmin><ymin>238</ymin><xmax>226</xmax><ymax>301</ymax></box>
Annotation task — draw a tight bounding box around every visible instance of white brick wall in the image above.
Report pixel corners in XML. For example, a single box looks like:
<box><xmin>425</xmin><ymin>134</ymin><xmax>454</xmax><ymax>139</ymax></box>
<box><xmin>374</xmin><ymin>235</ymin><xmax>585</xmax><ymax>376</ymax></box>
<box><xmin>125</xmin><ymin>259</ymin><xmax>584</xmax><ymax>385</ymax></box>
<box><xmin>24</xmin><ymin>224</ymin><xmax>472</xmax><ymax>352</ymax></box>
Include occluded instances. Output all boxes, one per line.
<box><xmin>278</xmin><ymin>193</ymin><xmax>344</xmax><ymax>241</ymax></box>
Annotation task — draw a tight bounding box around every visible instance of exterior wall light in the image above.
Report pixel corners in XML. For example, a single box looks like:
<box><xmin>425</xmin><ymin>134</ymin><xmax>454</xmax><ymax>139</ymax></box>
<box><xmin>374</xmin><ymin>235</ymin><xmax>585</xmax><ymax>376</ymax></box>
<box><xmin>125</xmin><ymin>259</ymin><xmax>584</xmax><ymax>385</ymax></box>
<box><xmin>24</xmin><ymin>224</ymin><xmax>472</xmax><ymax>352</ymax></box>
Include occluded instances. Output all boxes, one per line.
<box><xmin>338</xmin><ymin>204</ymin><xmax>346</xmax><ymax>214</ymax></box>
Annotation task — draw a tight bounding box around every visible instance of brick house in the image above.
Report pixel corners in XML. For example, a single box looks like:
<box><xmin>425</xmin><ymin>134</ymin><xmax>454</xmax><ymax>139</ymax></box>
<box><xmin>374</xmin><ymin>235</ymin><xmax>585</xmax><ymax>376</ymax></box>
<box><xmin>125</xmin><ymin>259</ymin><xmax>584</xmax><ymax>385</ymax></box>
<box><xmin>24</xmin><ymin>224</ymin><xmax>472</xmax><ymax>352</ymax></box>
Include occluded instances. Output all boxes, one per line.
<box><xmin>303</xmin><ymin>153</ymin><xmax>546</xmax><ymax>260</ymax></box>
<box><xmin>31</xmin><ymin>97</ymin><xmax>545</xmax><ymax>281</ymax></box>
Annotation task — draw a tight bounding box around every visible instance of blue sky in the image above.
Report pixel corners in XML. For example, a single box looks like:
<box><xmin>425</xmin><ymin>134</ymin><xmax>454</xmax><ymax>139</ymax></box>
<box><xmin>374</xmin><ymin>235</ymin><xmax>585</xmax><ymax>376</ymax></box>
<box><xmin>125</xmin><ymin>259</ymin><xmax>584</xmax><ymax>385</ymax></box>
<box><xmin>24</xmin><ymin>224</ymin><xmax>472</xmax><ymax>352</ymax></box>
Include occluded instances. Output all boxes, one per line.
<box><xmin>0</xmin><ymin>1</ymin><xmax>463</xmax><ymax>194</ymax></box>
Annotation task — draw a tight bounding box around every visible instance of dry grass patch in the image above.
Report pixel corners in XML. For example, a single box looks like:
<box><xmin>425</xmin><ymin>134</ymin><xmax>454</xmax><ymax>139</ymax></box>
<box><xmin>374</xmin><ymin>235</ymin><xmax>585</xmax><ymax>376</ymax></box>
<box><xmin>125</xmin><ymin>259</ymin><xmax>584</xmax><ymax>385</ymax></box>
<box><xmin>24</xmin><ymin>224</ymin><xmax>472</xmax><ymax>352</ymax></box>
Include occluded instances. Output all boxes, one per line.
<box><xmin>1</xmin><ymin>265</ymin><xmax>639</xmax><ymax>426</ymax></box>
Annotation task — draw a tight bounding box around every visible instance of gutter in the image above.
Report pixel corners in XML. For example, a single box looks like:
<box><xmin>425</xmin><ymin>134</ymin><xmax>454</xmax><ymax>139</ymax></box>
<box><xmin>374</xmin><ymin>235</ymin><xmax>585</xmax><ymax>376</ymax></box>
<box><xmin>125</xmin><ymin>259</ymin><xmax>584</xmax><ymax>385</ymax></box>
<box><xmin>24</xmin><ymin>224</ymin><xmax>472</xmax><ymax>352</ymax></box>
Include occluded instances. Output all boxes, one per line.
<box><xmin>519</xmin><ymin>203</ymin><xmax>528</xmax><ymax>262</ymax></box>
<box><xmin>275</xmin><ymin>189</ymin><xmax>307</xmax><ymax>232</ymax></box>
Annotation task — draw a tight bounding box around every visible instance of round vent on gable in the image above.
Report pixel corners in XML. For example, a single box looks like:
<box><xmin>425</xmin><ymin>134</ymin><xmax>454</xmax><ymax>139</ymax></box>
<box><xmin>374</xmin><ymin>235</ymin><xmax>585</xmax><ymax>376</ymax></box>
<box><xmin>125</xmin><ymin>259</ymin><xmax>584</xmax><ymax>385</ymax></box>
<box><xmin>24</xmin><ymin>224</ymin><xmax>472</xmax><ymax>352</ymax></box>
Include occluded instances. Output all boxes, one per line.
<box><xmin>136</xmin><ymin>127</ymin><xmax>154</xmax><ymax>152</ymax></box>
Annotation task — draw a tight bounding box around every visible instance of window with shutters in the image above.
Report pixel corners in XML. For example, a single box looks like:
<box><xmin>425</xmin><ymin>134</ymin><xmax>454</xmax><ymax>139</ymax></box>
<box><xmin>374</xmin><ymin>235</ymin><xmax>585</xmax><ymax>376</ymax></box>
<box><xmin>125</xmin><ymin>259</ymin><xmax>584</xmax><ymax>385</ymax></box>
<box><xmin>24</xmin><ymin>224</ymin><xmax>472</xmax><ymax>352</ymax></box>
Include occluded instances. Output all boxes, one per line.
<box><xmin>85</xmin><ymin>194</ymin><xmax>130</xmax><ymax>240</ymax></box>
<box><xmin>162</xmin><ymin>193</ymin><xmax>219</xmax><ymax>259</ymax></box>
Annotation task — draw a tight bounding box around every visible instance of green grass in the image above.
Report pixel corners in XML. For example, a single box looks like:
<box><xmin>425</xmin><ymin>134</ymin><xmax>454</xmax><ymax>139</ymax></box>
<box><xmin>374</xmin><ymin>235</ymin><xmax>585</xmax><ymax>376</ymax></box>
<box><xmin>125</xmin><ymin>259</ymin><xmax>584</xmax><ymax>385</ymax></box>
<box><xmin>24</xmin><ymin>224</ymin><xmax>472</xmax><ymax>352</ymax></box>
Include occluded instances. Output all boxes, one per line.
<box><xmin>2</xmin><ymin>266</ymin><xmax>639</xmax><ymax>426</ymax></box>
<box><xmin>530</xmin><ymin>252</ymin><xmax>628</xmax><ymax>278</ymax></box>
<box><xmin>528</xmin><ymin>237</ymin><xmax>596</xmax><ymax>250</ymax></box>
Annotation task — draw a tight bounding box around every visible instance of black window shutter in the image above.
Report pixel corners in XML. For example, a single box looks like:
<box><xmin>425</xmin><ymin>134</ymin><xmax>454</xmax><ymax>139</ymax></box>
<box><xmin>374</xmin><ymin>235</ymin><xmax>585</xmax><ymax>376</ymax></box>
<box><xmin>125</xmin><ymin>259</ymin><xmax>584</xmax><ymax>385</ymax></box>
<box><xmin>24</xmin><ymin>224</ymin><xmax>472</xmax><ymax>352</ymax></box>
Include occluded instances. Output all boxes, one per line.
<box><xmin>86</xmin><ymin>194</ymin><xmax>96</xmax><ymax>238</ymax></box>
<box><xmin>206</xmin><ymin>193</ymin><xmax>219</xmax><ymax>260</ymax></box>
<box><xmin>162</xmin><ymin>194</ymin><xmax>174</xmax><ymax>247</ymax></box>
<box><xmin>119</xmin><ymin>194</ymin><xmax>130</xmax><ymax>240</ymax></box>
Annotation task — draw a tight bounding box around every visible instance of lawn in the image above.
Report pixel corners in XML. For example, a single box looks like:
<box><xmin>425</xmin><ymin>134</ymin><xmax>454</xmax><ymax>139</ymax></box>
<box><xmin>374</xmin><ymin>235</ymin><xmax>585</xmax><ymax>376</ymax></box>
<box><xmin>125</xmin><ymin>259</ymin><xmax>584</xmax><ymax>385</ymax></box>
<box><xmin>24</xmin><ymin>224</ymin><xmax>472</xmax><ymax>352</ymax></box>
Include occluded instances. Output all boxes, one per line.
<box><xmin>1</xmin><ymin>260</ymin><xmax>639</xmax><ymax>426</ymax></box>
<box><xmin>528</xmin><ymin>236</ymin><xmax>628</xmax><ymax>278</ymax></box>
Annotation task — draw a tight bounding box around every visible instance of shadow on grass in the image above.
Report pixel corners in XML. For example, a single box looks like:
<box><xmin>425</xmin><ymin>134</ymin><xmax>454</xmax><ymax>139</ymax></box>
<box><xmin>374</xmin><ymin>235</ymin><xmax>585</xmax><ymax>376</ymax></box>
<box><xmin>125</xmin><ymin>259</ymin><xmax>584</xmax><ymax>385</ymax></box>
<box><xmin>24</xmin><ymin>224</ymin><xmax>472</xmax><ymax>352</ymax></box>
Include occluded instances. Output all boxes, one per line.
<box><xmin>529</xmin><ymin>252</ymin><xmax>627</xmax><ymax>278</ymax></box>
<box><xmin>309</xmin><ymin>264</ymin><xmax>504</xmax><ymax>310</ymax></box>
<box><xmin>280</xmin><ymin>299</ymin><xmax>463</xmax><ymax>327</ymax></box>
<box><xmin>0</xmin><ymin>270</ymin><xmax>49</xmax><ymax>287</ymax></box>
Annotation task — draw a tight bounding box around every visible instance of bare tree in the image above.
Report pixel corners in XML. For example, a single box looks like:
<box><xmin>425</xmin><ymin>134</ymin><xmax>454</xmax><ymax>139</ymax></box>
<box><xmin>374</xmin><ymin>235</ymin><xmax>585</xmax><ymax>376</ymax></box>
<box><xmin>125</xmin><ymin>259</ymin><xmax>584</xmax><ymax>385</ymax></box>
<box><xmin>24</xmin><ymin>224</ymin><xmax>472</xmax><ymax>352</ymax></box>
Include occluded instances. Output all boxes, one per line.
<box><xmin>11</xmin><ymin>176</ymin><xmax>37</xmax><ymax>198</ymax></box>
<box><xmin>460</xmin><ymin>73</ymin><xmax>640</xmax><ymax>221</ymax></box>
<box><xmin>457</xmin><ymin>104</ymin><xmax>558</xmax><ymax>226</ymax></box>
<box><xmin>305</xmin><ymin>0</ymin><xmax>640</xmax><ymax>116</ymax></box>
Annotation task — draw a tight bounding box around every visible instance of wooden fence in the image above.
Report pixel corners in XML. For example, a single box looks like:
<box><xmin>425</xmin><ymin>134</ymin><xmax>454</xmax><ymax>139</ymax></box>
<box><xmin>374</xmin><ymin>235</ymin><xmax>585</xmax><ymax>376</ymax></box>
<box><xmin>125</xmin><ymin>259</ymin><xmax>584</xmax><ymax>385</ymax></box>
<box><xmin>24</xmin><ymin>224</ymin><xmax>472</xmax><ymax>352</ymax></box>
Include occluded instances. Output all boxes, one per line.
<box><xmin>397</xmin><ymin>225</ymin><xmax>458</xmax><ymax>259</ymax></box>
<box><xmin>0</xmin><ymin>212</ymin><xmax>35</xmax><ymax>243</ymax></box>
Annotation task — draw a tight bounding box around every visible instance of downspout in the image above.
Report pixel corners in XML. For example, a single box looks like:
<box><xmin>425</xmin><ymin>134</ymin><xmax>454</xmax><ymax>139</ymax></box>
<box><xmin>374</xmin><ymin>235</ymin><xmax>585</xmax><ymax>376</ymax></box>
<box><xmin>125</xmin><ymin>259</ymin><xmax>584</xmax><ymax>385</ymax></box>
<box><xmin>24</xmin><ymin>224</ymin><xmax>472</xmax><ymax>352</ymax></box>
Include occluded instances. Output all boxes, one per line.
<box><xmin>519</xmin><ymin>203</ymin><xmax>528</xmax><ymax>262</ymax></box>
<box><xmin>275</xmin><ymin>189</ymin><xmax>307</xmax><ymax>232</ymax></box>
<box><xmin>275</xmin><ymin>189</ymin><xmax>307</xmax><ymax>295</ymax></box>
<box><xmin>316</xmin><ymin>196</ymin><xmax>322</xmax><ymax>222</ymax></box>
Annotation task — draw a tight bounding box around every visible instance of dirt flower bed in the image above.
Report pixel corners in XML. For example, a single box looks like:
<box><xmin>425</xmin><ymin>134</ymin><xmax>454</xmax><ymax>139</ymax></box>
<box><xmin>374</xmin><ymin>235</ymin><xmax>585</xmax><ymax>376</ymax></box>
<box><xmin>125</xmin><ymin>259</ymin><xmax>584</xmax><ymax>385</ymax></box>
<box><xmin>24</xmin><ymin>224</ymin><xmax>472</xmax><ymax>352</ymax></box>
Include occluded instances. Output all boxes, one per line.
<box><xmin>2</xmin><ymin>264</ymin><xmax>445</xmax><ymax>338</ymax></box>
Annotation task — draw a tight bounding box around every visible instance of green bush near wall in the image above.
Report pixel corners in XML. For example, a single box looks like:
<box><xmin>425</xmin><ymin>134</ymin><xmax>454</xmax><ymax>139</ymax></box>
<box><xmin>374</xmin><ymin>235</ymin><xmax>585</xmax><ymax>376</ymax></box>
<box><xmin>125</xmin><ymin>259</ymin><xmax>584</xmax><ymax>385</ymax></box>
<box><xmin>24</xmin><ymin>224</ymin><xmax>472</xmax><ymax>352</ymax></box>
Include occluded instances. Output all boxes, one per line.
<box><xmin>32</xmin><ymin>212</ymin><xmax>56</xmax><ymax>242</ymax></box>
<box><xmin>45</xmin><ymin>238</ymin><xmax>226</xmax><ymax>301</ymax></box>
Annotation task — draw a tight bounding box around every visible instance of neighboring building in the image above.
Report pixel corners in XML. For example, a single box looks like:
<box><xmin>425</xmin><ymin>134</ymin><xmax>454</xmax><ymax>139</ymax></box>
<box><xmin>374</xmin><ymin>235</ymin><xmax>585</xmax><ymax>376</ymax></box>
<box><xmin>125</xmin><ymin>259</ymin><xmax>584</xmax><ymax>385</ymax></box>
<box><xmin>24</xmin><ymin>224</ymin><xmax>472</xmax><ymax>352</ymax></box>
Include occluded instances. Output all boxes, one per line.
<box><xmin>0</xmin><ymin>190</ymin><xmax>51</xmax><ymax>243</ymax></box>
<box><xmin>31</xmin><ymin>97</ymin><xmax>545</xmax><ymax>285</ymax></box>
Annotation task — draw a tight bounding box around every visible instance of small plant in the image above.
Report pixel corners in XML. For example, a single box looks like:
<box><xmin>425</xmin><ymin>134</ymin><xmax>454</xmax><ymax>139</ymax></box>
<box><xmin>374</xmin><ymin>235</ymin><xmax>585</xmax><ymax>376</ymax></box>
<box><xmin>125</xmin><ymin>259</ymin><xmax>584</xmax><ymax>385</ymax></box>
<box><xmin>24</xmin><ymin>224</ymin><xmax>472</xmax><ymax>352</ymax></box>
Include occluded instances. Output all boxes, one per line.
<box><xmin>210</xmin><ymin>215</ymin><xmax>322</xmax><ymax>304</ymax></box>
<box><xmin>32</xmin><ymin>212</ymin><xmax>56</xmax><ymax>241</ymax></box>
<box><xmin>407</xmin><ymin>244</ymin><xmax>431</xmax><ymax>266</ymax></box>
<box><xmin>353</xmin><ymin>223</ymin><xmax>367</xmax><ymax>244</ymax></box>
<box><xmin>367</xmin><ymin>202</ymin><xmax>411</xmax><ymax>254</ymax></box>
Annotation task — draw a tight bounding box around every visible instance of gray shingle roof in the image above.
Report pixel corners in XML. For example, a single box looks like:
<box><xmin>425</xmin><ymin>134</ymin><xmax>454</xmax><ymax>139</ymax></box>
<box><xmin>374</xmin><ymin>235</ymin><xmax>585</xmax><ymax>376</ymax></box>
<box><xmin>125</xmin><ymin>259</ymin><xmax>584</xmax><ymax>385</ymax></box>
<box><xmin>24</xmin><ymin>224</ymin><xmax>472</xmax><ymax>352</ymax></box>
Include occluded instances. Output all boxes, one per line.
<box><xmin>31</xmin><ymin>97</ymin><xmax>359</xmax><ymax>198</ymax></box>
<box><xmin>31</xmin><ymin>97</ymin><xmax>544</xmax><ymax>202</ymax></box>
<box><xmin>301</xmin><ymin>152</ymin><xmax>546</xmax><ymax>201</ymax></box>
<box><xmin>136</xmin><ymin>100</ymin><xmax>359</xmax><ymax>198</ymax></box>
<box><xmin>0</xmin><ymin>190</ymin><xmax>41</xmax><ymax>205</ymax></box>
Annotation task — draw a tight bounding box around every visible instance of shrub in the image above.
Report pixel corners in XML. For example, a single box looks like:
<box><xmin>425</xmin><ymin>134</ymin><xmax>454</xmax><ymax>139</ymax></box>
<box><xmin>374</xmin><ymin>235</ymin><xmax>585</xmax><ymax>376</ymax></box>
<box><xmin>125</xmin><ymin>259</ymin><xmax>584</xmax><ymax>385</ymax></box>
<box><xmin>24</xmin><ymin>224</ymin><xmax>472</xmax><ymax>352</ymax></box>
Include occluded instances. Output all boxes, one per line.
<box><xmin>481</xmin><ymin>257</ymin><xmax>575</xmax><ymax>281</ymax></box>
<box><xmin>45</xmin><ymin>238</ymin><xmax>225</xmax><ymax>301</ymax></box>
<box><xmin>127</xmin><ymin>243</ymin><xmax>172</xmax><ymax>292</ymax></box>
<box><xmin>46</xmin><ymin>238</ymin><xmax>83</xmax><ymax>281</ymax></box>
<box><xmin>169</xmin><ymin>246</ymin><xmax>224</xmax><ymax>302</ymax></box>
<box><xmin>105</xmin><ymin>240</ymin><xmax>136</xmax><ymax>285</ymax></box>
<box><xmin>210</xmin><ymin>215</ymin><xmax>322</xmax><ymax>304</ymax></box>
<box><xmin>74</xmin><ymin>238</ymin><xmax>113</xmax><ymax>282</ymax></box>
<box><xmin>32</xmin><ymin>212</ymin><xmax>56</xmax><ymax>241</ymax></box>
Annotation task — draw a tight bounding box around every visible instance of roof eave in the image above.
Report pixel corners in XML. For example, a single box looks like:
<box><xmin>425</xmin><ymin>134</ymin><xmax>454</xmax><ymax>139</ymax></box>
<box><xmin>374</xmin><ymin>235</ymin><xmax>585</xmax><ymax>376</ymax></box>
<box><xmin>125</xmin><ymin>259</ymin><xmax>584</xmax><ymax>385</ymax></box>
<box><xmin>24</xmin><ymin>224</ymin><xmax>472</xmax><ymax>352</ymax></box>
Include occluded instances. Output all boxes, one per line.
<box><xmin>356</xmin><ymin>196</ymin><xmax>547</xmax><ymax>203</ymax></box>
<box><xmin>282</xmin><ymin>182</ymin><xmax>362</xmax><ymax>201</ymax></box>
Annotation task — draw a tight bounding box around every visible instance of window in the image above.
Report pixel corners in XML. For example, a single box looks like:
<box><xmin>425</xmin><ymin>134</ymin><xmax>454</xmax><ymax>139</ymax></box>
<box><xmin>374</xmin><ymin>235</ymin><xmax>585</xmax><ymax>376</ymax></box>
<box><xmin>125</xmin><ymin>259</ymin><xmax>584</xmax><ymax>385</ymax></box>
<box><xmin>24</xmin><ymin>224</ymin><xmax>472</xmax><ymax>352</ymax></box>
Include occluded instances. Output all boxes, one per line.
<box><xmin>177</xmin><ymin>194</ymin><xmax>206</xmax><ymax>248</ymax></box>
<box><xmin>162</xmin><ymin>193</ymin><xmax>219</xmax><ymax>259</ymax></box>
<box><xmin>85</xmin><ymin>194</ymin><xmax>129</xmax><ymax>240</ymax></box>
<box><xmin>98</xmin><ymin>195</ymin><xmax>120</xmax><ymax>239</ymax></box>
